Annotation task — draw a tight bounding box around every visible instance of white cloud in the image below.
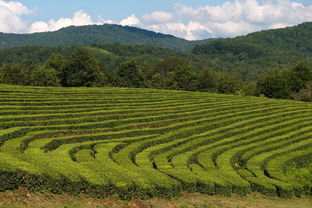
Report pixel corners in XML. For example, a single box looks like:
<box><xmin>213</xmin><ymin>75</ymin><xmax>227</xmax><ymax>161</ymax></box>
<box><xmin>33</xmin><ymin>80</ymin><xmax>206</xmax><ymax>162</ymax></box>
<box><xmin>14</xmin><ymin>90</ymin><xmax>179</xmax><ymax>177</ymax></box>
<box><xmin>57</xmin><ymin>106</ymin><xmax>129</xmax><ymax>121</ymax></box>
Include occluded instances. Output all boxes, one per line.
<box><xmin>0</xmin><ymin>1</ymin><xmax>113</xmax><ymax>33</ymax></box>
<box><xmin>0</xmin><ymin>0</ymin><xmax>31</xmax><ymax>15</ymax></box>
<box><xmin>98</xmin><ymin>16</ymin><xmax>114</xmax><ymax>25</ymax></box>
<box><xmin>142</xmin><ymin>11</ymin><xmax>174</xmax><ymax>23</ymax></box>
<box><xmin>0</xmin><ymin>0</ymin><xmax>32</xmax><ymax>33</ymax></box>
<box><xmin>146</xmin><ymin>21</ymin><xmax>213</xmax><ymax>40</ymax></box>
<box><xmin>29</xmin><ymin>10</ymin><xmax>112</xmax><ymax>33</ymax></box>
<box><xmin>140</xmin><ymin>0</ymin><xmax>312</xmax><ymax>40</ymax></box>
<box><xmin>269</xmin><ymin>23</ymin><xmax>290</xmax><ymax>30</ymax></box>
<box><xmin>120</xmin><ymin>14</ymin><xmax>140</xmax><ymax>26</ymax></box>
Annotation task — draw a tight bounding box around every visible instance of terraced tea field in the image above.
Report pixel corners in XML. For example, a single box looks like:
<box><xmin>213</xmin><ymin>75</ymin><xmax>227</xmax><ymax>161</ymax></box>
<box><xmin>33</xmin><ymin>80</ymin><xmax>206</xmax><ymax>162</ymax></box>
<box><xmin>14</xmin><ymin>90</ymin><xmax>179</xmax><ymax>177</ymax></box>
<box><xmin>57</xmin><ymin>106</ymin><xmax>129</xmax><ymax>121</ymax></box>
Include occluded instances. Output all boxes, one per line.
<box><xmin>0</xmin><ymin>85</ymin><xmax>311</xmax><ymax>199</ymax></box>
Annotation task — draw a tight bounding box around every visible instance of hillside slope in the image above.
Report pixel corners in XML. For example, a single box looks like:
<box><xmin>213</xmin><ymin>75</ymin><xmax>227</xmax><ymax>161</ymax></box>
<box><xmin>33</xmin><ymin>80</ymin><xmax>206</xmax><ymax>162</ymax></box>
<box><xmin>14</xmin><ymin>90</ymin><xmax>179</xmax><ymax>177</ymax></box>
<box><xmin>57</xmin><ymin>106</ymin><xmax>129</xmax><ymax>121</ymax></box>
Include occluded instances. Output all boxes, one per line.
<box><xmin>194</xmin><ymin>22</ymin><xmax>312</xmax><ymax>55</ymax></box>
<box><xmin>193</xmin><ymin>22</ymin><xmax>312</xmax><ymax>72</ymax></box>
<box><xmin>1</xmin><ymin>22</ymin><xmax>312</xmax><ymax>81</ymax></box>
<box><xmin>0</xmin><ymin>24</ymin><xmax>206</xmax><ymax>51</ymax></box>
<box><xmin>0</xmin><ymin>85</ymin><xmax>311</xmax><ymax>199</ymax></box>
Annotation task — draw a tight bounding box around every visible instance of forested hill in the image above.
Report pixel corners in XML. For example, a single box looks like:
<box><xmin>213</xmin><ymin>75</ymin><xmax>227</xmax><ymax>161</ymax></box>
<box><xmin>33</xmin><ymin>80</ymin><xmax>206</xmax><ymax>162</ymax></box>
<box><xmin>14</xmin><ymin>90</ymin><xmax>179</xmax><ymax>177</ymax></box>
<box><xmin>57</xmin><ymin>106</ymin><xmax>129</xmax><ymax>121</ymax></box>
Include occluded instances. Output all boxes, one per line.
<box><xmin>193</xmin><ymin>22</ymin><xmax>312</xmax><ymax>63</ymax></box>
<box><xmin>0</xmin><ymin>24</ymin><xmax>206</xmax><ymax>51</ymax></box>
<box><xmin>1</xmin><ymin>22</ymin><xmax>312</xmax><ymax>81</ymax></box>
<box><xmin>2</xmin><ymin>23</ymin><xmax>312</xmax><ymax>102</ymax></box>
<box><xmin>2</xmin><ymin>21</ymin><xmax>312</xmax><ymax>54</ymax></box>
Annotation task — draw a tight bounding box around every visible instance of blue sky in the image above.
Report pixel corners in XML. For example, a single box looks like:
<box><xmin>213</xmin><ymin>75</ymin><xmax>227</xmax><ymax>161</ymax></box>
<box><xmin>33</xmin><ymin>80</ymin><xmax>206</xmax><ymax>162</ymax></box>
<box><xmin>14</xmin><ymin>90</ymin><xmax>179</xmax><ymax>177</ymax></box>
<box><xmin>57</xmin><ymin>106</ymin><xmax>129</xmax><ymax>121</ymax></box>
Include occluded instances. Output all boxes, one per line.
<box><xmin>17</xmin><ymin>0</ymin><xmax>312</xmax><ymax>22</ymax></box>
<box><xmin>13</xmin><ymin>0</ymin><xmax>237</xmax><ymax>25</ymax></box>
<box><xmin>16</xmin><ymin>1</ymin><xmax>236</xmax><ymax>21</ymax></box>
<box><xmin>1</xmin><ymin>0</ymin><xmax>312</xmax><ymax>40</ymax></box>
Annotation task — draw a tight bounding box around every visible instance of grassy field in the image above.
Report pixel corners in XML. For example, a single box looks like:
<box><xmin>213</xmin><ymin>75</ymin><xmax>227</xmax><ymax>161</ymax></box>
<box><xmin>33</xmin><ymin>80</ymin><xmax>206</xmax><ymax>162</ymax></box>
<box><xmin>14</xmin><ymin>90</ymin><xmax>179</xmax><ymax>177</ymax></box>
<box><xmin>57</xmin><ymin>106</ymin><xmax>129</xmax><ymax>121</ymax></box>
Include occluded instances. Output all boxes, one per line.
<box><xmin>0</xmin><ymin>189</ymin><xmax>312</xmax><ymax>208</ymax></box>
<box><xmin>0</xmin><ymin>84</ymin><xmax>311</xmax><ymax>201</ymax></box>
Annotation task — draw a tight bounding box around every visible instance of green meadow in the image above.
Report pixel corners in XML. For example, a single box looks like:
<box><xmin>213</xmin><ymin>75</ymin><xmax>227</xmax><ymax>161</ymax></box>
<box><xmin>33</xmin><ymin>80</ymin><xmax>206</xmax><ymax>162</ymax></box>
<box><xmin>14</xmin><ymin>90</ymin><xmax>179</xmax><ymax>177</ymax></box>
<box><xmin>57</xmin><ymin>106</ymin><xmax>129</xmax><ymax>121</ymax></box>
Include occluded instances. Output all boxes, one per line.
<box><xmin>0</xmin><ymin>84</ymin><xmax>311</xmax><ymax>200</ymax></box>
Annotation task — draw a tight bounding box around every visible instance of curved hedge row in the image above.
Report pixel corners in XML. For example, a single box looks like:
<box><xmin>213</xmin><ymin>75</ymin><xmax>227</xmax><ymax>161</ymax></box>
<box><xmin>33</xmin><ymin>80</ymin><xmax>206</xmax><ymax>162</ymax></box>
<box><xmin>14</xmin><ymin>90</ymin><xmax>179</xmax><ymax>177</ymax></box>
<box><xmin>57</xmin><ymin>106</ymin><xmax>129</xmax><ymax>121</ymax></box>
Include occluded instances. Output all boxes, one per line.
<box><xmin>0</xmin><ymin>84</ymin><xmax>311</xmax><ymax>199</ymax></box>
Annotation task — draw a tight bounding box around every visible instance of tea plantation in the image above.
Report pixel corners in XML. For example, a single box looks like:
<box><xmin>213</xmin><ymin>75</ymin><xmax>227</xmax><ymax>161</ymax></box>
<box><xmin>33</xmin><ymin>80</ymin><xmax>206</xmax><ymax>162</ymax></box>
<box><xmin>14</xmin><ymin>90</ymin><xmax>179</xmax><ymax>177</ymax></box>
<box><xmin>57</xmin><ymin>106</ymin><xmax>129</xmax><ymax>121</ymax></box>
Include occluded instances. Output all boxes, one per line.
<box><xmin>0</xmin><ymin>85</ymin><xmax>311</xmax><ymax>199</ymax></box>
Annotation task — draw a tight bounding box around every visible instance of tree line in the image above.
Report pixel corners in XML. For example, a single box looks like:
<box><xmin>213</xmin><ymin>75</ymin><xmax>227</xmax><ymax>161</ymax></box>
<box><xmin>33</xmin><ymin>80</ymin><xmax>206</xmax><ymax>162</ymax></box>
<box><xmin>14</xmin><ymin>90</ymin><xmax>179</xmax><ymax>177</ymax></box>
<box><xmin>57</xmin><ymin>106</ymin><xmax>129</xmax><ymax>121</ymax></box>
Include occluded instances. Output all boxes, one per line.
<box><xmin>0</xmin><ymin>48</ymin><xmax>311</xmax><ymax>102</ymax></box>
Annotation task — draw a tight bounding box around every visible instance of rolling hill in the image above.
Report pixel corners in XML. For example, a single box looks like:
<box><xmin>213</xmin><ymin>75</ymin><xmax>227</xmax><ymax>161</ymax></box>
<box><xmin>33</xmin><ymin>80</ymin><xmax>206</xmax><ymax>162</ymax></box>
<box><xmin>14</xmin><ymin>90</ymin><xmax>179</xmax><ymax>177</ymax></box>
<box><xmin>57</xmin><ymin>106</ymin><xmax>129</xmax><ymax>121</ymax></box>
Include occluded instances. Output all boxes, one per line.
<box><xmin>0</xmin><ymin>84</ymin><xmax>310</xmax><ymax>199</ymax></box>
<box><xmin>1</xmin><ymin>22</ymin><xmax>312</xmax><ymax>81</ymax></box>
<box><xmin>194</xmin><ymin>22</ymin><xmax>312</xmax><ymax>55</ymax></box>
<box><xmin>192</xmin><ymin>22</ymin><xmax>312</xmax><ymax>70</ymax></box>
<box><xmin>0</xmin><ymin>24</ymin><xmax>208</xmax><ymax>51</ymax></box>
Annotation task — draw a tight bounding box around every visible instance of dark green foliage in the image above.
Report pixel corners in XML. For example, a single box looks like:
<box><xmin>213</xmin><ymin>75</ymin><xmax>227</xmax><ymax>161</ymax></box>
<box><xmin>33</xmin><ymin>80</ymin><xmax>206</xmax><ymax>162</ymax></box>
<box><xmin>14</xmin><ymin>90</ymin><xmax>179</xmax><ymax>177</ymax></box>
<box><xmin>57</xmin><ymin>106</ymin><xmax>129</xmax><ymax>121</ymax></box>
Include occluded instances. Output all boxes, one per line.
<box><xmin>152</xmin><ymin>57</ymin><xmax>189</xmax><ymax>76</ymax></box>
<box><xmin>150</xmin><ymin>73</ymin><xmax>163</xmax><ymax>89</ymax></box>
<box><xmin>3</xmin><ymin>22</ymin><xmax>312</xmax><ymax>100</ymax></box>
<box><xmin>45</xmin><ymin>53</ymin><xmax>66</xmax><ymax>73</ymax></box>
<box><xmin>171</xmin><ymin>65</ymin><xmax>198</xmax><ymax>91</ymax></box>
<box><xmin>216</xmin><ymin>72</ymin><xmax>241</xmax><ymax>94</ymax></box>
<box><xmin>61</xmin><ymin>49</ymin><xmax>107</xmax><ymax>87</ymax></box>
<box><xmin>284</xmin><ymin>62</ymin><xmax>312</xmax><ymax>92</ymax></box>
<box><xmin>192</xmin><ymin>22</ymin><xmax>312</xmax><ymax>80</ymax></box>
<box><xmin>116</xmin><ymin>60</ymin><xmax>145</xmax><ymax>88</ymax></box>
<box><xmin>256</xmin><ymin>70</ymin><xmax>291</xmax><ymax>99</ymax></box>
<box><xmin>23</xmin><ymin>65</ymin><xmax>61</xmax><ymax>87</ymax></box>
<box><xmin>198</xmin><ymin>68</ymin><xmax>217</xmax><ymax>92</ymax></box>
<box><xmin>0</xmin><ymin>46</ymin><xmax>65</xmax><ymax>67</ymax></box>
<box><xmin>1</xmin><ymin>44</ymin><xmax>312</xmax><ymax>102</ymax></box>
<box><xmin>256</xmin><ymin>63</ymin><xmax>312</xmax><ymax>100</ymax></box>
<box><xmin>147</xmin><ymin>56</ymin><xmax>207</xmax><ymax>91</ymax></box>
<box><xmin>149</xmin><ymin>57</ymin><xmax>190</xmax><ymax>89</ymax></box>
<box><xmin>193</xmin><ymin>39</ymin><xmax>264</xmax><ymax>58</ymax></box>
<box><xmin>292</xmin><ymin>82</ymin><xmax>312</xmax><ymax>102</ymax></box>
<box><xmin>0</xmin><ymin>64</ymin><xmax>24</xmax><ymax>85</ymax></box>
<box><xmin>239</xmin><ymin>82</ymin><xmax>257</xmax><ymax>96</ymax></box>
<box><xmin>92</xmin><ymin>43</ymin><xmax>182</xmax><ymax>57</ymax></box>
<box><xmin>3</xmin><ymin>22</ymin><xmax>312</xmax><ymax>83</ymax></box>
<box><xmin>1</xmin><ymin>22</ymin><xmax>312</xmax><ymax>83</ymax></box>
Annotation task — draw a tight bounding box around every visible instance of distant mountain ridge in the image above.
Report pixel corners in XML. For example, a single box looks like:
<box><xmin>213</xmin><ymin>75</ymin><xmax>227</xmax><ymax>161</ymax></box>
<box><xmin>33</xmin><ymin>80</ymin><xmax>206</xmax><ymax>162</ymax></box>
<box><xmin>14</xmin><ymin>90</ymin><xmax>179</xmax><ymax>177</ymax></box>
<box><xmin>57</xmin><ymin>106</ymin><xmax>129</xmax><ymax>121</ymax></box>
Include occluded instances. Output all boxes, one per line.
<box><xmin>193</xmin><ymin>22</ymin><xmax>312</xmax><ymax>57</ymax></box>
<box><xmin>1</xmin><ymin>22</ymin><xmax>312</xmax><ymax>81</ymax></box>
<box><xmin>0</xmin><ymin>24</ymin><xmax>209</xmax><ymax>51</ymax></box>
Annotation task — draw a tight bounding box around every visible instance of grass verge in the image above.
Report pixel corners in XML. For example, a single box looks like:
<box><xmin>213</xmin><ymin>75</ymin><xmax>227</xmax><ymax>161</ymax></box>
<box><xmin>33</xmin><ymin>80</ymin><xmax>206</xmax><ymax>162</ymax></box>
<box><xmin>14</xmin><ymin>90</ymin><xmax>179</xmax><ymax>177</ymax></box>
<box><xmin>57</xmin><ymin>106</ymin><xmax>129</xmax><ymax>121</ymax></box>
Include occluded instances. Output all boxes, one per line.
<box><xmin>0</xmin><ymin>188</ymin><xmax>311</xmax><ymax>208</ymax></box>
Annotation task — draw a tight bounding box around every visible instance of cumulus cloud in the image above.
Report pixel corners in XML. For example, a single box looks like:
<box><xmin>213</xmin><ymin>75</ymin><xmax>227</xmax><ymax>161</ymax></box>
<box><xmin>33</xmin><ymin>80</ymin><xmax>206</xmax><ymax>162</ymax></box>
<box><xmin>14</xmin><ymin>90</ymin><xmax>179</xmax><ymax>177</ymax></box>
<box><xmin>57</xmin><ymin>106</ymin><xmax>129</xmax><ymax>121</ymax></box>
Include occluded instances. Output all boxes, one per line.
<box><xmin>142</xmin><ymin>11</ymin><xmax>174</xmax><ymax>23</ymax></box>
<box><xmin>0</xmin><ymin>1</ymin><xmax>114</xmax><ymax>33</ymax></box>
<box><xmin>120</xmin><ymin>14</ymin><xmax>140</xmax><ymax>26</ymax></box>
<box><xmin>147</xmin><ymin>21</ymin><xmax>213</xmax><ymax>40</ymax></box>
<box><xmin>0</xmin><ymin>0</ymin><xmax>32</xmax><ymax>33</ymax></box>
<box><xmin>29</xmin><ymin>10</ymin><xmax>106</xmax><ymax>33</ymax></box>
<box><xmin>30</xmin><ymin>12</ymin><xmax>141</xmax><ymax>33</ymax></box>
<box><xmin>140</xmin><ymin>0</ymin><xmax>312</xmax><ymax>40</ymax></box>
